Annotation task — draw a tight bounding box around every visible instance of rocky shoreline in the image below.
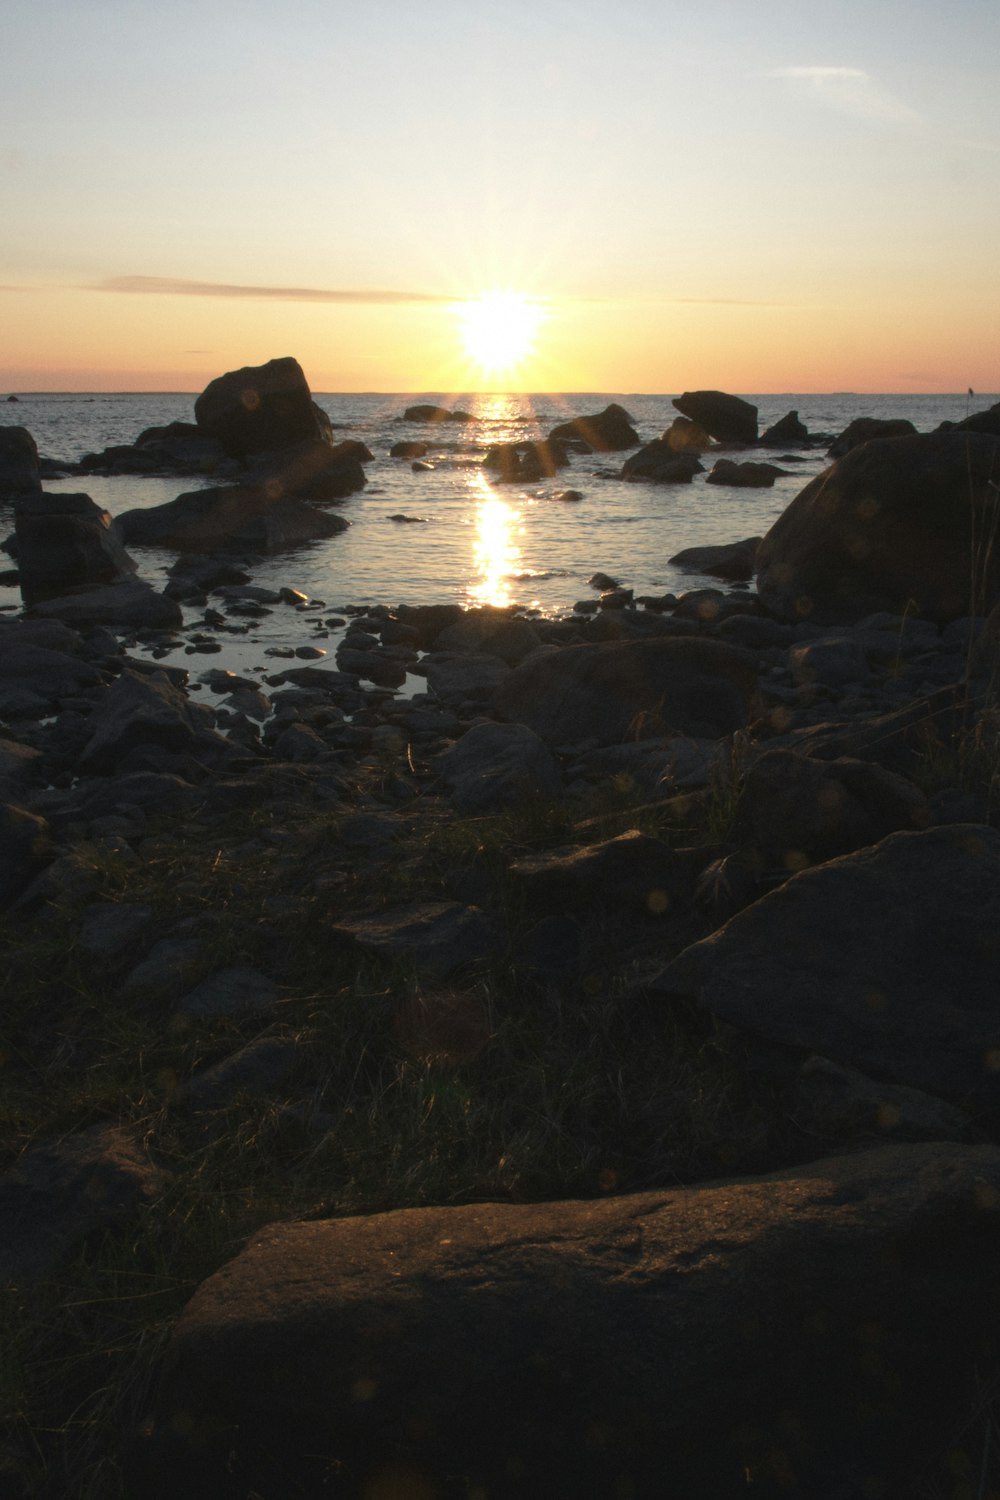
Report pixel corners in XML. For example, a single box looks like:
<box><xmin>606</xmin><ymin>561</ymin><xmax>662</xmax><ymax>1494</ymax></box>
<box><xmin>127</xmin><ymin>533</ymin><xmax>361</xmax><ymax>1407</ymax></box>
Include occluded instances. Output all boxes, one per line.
<box><xmin>5</xmin><ymin>363</ymin><xmax>1000</xmax><ymax>1497</ymax></box>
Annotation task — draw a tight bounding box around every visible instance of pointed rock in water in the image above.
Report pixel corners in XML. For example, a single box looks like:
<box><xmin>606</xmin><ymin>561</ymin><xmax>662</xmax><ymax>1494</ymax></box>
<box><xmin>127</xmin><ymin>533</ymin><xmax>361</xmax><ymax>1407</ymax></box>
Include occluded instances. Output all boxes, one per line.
<box><xmin>759</xmin><ymin>409</ymin><xmax>810</xmax><ymax>446</ymax></box>
<box><xmin>547</xmin><ymin>401</ymin><xmax>639</xmax><ymax>451</ymax></box>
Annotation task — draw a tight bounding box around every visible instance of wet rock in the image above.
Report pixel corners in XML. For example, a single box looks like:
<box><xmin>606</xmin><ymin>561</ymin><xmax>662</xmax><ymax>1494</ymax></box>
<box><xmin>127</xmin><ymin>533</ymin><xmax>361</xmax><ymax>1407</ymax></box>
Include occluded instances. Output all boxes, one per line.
<box><xmin>31</xmin><ymin>580</ymin><xmax>183</xmax><ymax>630</ymax></box>
<box><xmin>662</xmin><ymin>415</ymin><xmax>713</xmax><ymax>452</ymax></box>
<box><xmin>79</xmin><ymin>668</ymin><xmax>231</xmax><ymax>777</ymax></box>
<box><xmin>390</xmin><ymin>441</ymin><xmax>429</xmax><ymax>458</ymax></box>
<box><xmin>245</xmin><ymin>437</ymin><xmax>367</xmax><ymax>501</ymax></box>
<box><xmin>433</xmin><ymin>607</ymin><xmax>542</xmax><ymax>664</ymax></box>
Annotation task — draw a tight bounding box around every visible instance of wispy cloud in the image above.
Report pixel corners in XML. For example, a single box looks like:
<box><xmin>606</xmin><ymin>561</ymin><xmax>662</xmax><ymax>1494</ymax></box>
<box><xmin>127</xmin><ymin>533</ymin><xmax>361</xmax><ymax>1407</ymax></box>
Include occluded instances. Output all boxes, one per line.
<box><xmin>766</xmin><ymin>67</ymin><xmax>918</xmax><ymax>124</ymax></box>
<box><xmin>90</xmin><ymin>275</ymin><xmax>454</xmax><ymax>304</ymax></box>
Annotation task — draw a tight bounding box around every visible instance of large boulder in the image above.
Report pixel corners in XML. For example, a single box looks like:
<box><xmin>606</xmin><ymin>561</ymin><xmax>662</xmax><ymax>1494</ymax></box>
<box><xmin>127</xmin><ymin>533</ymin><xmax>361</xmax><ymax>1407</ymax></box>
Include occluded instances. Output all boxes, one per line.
<box><xmin>672</xmin><ymin>390</ymin><xmax>758</xmax><ymax>445</ymax></box>
<box><xmin>648</xmin><ymin>824</ymin><xmax>1000</xmax><ymax>1114</ymax></box>
<box><xmin>493</xmin><ymin>637</ymin><xmax>758</xmax><ymax>746</ymax></box>
<box><xmin>482</xmin><ymin>439</ymin><xmax>570</xmax><ymax>482</ymax></box>
<box><xmin>827</xmin><ymin>416</ymin><xmax>917</xmax><ymax>459</ymax></box>
<box><xmin>133</xmin><ymin>1141</ymin><xmax>1000</xmax><ymax>1500</ymax></box>
<box><xmin>193</xmin><ymin>357</ymin><xmax>327</xmax><ymax>457</ymax></box>
<box><xmin>547</xmin><ymin>402</ymin><xmax>639</xmax><ymax>451</ymax></box>
<box><xmin>0</xmin><ymin>426</ymin><xmax>42</xmax><ymax>501</ymax></box>
<box><xmin>14</xmin><ymin>492</ymin><xmax>137</xmax><ymax>604</ymax></box>
<box><xmin>755</xmin><ymin>430</ymin><xmax>1000</xmax><ymax>623</ymax></box>
<box><xmin>669</xmin><ymin>537</ymin><xmax>761</xmax><ymax>580</ymax></box>
<box><xmin>117</xmin><ymin>484</ymin><xmax>349</xmax><ymax>554</ymax></box>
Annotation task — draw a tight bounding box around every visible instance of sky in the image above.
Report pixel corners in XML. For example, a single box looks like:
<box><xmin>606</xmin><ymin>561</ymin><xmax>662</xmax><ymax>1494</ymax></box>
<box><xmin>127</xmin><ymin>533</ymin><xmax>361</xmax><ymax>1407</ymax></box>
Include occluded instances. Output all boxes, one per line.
<box><xmin>1</xmin><ymin>0</ymin><xmax>998</xmax><ymax>393</ymax></box>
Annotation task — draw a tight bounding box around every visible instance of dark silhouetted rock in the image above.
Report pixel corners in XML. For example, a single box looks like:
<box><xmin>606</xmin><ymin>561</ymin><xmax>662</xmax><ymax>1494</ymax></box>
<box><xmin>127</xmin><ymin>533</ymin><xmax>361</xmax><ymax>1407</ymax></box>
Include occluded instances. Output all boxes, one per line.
<box><xmin>755</xmin><ymin>431</ymin><xmax>1000</xmax><ymax>623</ymax></box>
<box><xmin>117</xmin><ymin>484</ymin><xmax>349</xmax><ymax>554</ymax></box>
<box><xmin>938</xmin><ymin>400</ymin><xmax>1000</xmax><ymax>438</ymax></box>
<box><xmin>194</xmin><ymin>357</ymin><xmax>327</xmax><ymax>457</ymax></box>
<box><xmin>403</xmin><ymin>404</ymin><xmax>473</xmax><ymax>423</ymax></box>
<box><xmin>621</xmin><ymin>442</ymin><xmax>703</xmax><ymax>483</ymax></box>
<box><xmin>669</xmin><ymin>537</ymin><xmax>762</xmax><ymax>580</ymax></box>
<box><xmin>649</xmin><ymin>824</ymin><xmax>1000</xmax><ymax>1113</ymax></box>
<box><xmin>243</xmin><ymin>438</ymin><xmax>368</xmax><ymax>501</ymax></box>
<box><xmin>133</xmin><ymin>1141</ymin><xmax>1000</xmax><ymax>1500</ymax></box>
<box><xmin>14</xmin><ymin>491</ymin><xmax>137</xmax><ymax>604</ymax></box>
<box><xmin>733</xmin><ymin>749</ymin><xmax>928</xmax><ymax>867</ymax></box>
<box><xmin>547</xmin><ymin>402</ymin><xmax>639</xmax><ymax>451</ymax></box>
<box><xmin>435</xmin><ymin>721</ymin><xmax>561</xmax><ymax>812</ymax></box>
<box><xmin>0</xmin><ymin>426</ymin><xmax>42</xmax><ymax>501</ymax></box>
<box><xmin>672</xmin><ymin>390</ymin><xmax>758</xmax><ymax>445</ymax></box>
<box><xmin>662</xmin><ymin>415</ymin><xmax>712</xmax><ymax>452</ymax></box>
<box><xmin>389</xmin><ymin>441</ymin><xmax>429</xmax><ymax>458</ymax></box>
<box><xmin>31</xmin><ymin>581</ymin><xmax>183</xmax><ymax>630</ymax></box>
<box><xmin>827</xmin><ymin>416</ymin><xmax>917</xmax><ymax>459</ymax></box>
<box><xmin>0</xmin><ymin>802</ymin><xmax>53</xmax><ymax>909</ymax></box>
<box><xmin>493</xmin><ymin>637</ymin><xmax>758</xmax><ymax>746</ymax></box>
<box><xmin>759</xmin><ymin>410</ymin><xmax>810</xmax><ymax>447</ymax></box>
<box><xmin>706</xmin><ymin>459</ymin><xmax>789</xmax><ymax>487</ymax></box>
<box><xmin>482</xmin><ymin>439</ymin><xmax>570</xmax><ymax>482</ymax></box>
<box><xmin>79</xmin><ymin>667</ymin><xmax>231</xmax><ymax>775</ymax></box>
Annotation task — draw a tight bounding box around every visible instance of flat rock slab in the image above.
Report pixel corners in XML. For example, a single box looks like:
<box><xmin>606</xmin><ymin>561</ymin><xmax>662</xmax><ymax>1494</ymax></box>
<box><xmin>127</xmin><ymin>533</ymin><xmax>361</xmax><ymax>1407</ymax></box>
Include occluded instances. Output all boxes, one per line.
<box><xmin>648</xmin><ymin>824</ymin><xmax>1000</xmax><ymax>1113</ymax></box>
<box><xmin>332</xmin><ymin>901</ymin><xmax>500</xmax><ymax>978</ymax></box>
<box><xmin>30</xmin><ymin>581</ymin><xmax>183</xmax><ymax>630</ymax></box>
<box><xmin>134</xmin><ymin>1142</ymin><xmax>1000</xmax><ymax>1499</ymax></box>
<box><xmin>0</xmin><ymin>1125</ymin><xmax>161</xmax><ymax>1282</ymax></box>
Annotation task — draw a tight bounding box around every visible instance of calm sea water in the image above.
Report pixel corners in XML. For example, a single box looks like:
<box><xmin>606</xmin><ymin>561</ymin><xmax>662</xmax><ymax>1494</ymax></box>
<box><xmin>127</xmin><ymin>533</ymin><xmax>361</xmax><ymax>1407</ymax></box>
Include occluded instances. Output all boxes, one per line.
<box><xmin>2</xmin><ymin>391</ymin><xmax>994</xmax><ymax>672</ymax></box>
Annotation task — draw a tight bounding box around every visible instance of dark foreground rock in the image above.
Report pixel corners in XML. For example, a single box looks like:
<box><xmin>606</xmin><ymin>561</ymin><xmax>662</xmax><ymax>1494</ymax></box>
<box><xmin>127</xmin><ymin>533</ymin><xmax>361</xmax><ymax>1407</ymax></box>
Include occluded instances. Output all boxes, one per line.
<box><xmin>133</xmin><ymin>1141</ymin><xmax>1000</xmax><ymax>1500</ymax></box>
<box><xmin>649</xmin><ymin>824</ymin><xmax>1000</xmax><ymax>1115</ymax></box>
<box><xmin>828</xmin><ymin>416</ymin><xmax>918</xmax><ymax>459</ymax></box>
<box><xmin>30</xmin><ymin>581</ymin><xmax>183</xmax><ymax>630</ymax></box>
<box><xmin>756</xmin><ymin>430</ymin><xmax>1000</xmax><ymax>622</ymax></box>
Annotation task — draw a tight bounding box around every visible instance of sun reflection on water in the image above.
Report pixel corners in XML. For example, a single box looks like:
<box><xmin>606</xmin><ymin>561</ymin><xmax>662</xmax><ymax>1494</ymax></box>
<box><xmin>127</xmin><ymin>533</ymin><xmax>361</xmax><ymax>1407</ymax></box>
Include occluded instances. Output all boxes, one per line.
<box><xmin>468</xmin><ymin>475</ymin><xmax>521</xmax><ymax>607</ymax></box>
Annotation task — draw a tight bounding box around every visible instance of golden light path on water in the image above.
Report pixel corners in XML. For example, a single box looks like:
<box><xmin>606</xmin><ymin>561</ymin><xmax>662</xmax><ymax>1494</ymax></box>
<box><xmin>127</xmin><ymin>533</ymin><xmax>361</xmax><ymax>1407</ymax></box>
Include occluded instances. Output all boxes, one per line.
<box><xmin>468</xmin><ymin>470</ymin><xmax>522</xmax><ymax>608</ymax></box>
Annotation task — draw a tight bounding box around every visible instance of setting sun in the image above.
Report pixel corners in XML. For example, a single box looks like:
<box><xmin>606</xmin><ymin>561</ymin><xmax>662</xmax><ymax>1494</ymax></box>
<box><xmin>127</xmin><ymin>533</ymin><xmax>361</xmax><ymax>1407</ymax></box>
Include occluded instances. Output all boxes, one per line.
<box><xmin>456</xmin><ymin>291</ymin><xmax>544</xmax><ymax>379</ymax></box>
